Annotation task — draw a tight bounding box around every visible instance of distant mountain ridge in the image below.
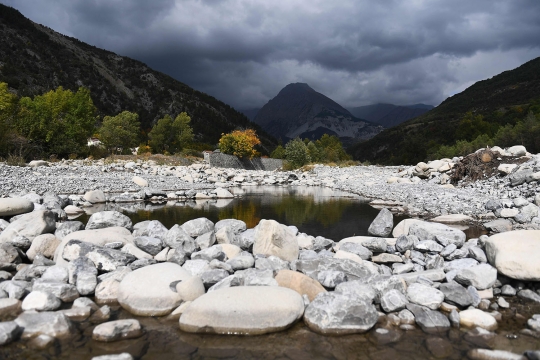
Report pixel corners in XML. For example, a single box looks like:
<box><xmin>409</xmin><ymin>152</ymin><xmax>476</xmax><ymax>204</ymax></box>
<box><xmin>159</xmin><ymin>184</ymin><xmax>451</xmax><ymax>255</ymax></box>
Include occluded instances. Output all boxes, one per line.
<box><xmin>348</xmin><ymin>103</ymin><xmax>433</xmax><ymax>128</ymax></box>
<box><xmin>253</xmin><ymin>83</ymin><xmax>382</xmax><ymax>144</ymax></box>
<box><xmin>349</xmin><ymin>56</ymin><xmax>540</xmax><ymax>165</ymax></box>
<box><xmin>0</xmin><ymin>4</ymin><xmax>276</xmax><ymax>150</ymax></box>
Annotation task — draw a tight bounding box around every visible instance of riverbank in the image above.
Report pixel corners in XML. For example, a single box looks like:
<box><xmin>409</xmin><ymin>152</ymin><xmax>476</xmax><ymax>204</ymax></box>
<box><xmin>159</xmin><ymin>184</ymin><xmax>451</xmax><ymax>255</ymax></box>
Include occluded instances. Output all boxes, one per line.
<box><xmin>2</xmin><ymin>147</ymin><xmax>539</xmax><ymax>233</ymax></box>
<box><xmin>1</xmin><ymin>150</ymin><xmax>540</xmax><ymax>358</ymax></box>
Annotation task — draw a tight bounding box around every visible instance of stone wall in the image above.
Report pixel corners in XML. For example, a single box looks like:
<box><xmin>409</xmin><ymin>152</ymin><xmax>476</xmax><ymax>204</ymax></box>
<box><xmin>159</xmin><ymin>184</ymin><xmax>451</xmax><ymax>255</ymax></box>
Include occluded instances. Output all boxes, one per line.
<box><xmin>206</xmin><ymin>152</ymin><xmax>283</xmax><ymax>171</ymax></box>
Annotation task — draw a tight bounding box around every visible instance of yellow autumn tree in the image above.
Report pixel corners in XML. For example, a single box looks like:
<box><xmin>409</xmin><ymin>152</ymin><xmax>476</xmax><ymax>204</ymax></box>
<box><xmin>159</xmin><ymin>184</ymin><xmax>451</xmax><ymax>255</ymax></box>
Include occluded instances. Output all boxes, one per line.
<box><xmin>218</xmin><ymin>129</ymin><xmax>261</xmax><ymax>158</ymax></box>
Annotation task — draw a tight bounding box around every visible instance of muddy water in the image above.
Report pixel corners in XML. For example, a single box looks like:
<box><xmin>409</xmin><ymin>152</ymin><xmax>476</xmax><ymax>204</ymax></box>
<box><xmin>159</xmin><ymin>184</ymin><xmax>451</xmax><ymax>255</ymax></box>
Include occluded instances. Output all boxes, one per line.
<box><xmin>4</xmin><ymin>186</ymin><xmax>530</xmax><ymax>360</ymax></box>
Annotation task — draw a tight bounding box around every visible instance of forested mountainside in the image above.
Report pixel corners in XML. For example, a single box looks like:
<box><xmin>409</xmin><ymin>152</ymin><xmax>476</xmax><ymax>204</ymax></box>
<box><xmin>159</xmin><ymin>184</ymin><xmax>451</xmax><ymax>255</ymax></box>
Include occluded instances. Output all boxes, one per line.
<box><xmin>0</xmin><ymin>4</ymin><xmax>276</xmax><ymax>150</ymax></box>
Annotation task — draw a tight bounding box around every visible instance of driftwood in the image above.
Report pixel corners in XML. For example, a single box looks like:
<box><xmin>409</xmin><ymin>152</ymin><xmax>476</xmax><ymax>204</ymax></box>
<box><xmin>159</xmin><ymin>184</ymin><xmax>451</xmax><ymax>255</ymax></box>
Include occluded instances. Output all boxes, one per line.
<box><xmin>451</xmin><ymin>149</ymin><xmax>527</xmax><ymax>184</ymax></box>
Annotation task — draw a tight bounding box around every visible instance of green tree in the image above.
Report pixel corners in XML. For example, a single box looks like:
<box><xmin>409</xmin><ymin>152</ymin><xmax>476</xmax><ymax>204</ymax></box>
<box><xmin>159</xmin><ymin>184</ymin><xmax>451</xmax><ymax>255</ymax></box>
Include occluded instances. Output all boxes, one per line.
<box><xmin>0</xmin><ymin>82</ymin><xmax>19</xmax><ymax>157</ymax></box>
<box><xmin>270</xmin><ymin>144</ymin><xmax>286</xmax><ymax>159</ymax></box>
<box><xmin>17</xmin><ymin>86</ymin><xmax>97</xmax><ymax>156</ymax></box>
<box><xmin>148</xmin><ymin>114</ymin><xmax>173</xmax><ymax>154</ymax></box>
<box><xmin>173</xmin><ymin>112</ymin><xmax>194</xmax><ymax>151</ymax></box>
<box><xmin>315</xmin><ymin>134</ymin><xmax>350</xmax><ymax>162</ymax></box>
<box><xmin>306</xmin><ymin>141</ymin><xmax>323</xmax><ymax>162</ymax></box>
<box><xmin>99</xmin><ymin>111</ymin><xmax>141</xmax><ymax>153</ymax></box>
<box><xmin>285</xmin><ymin>137</ymin><xmax>311</xmax><ymax>168</ymax></box>
<box><xmin>455</xmin><ymin>112</ymin><xmax>493</xmax><ymax>141</ymax></box>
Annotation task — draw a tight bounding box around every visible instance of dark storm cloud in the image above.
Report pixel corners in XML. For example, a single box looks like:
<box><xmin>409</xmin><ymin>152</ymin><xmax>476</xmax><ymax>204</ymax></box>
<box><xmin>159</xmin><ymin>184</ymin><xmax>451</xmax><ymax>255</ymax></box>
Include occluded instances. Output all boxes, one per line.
<box><xmin>3</xmin><ymin>0</ymin><xmax>540</xmax><ymax>108</ymax></box>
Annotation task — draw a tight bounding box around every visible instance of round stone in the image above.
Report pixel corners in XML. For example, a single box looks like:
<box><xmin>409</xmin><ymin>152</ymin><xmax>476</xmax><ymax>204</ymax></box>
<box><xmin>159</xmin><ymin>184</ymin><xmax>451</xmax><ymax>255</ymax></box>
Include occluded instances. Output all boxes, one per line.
<box><xmin>485</xmin><ymin>230</ymin><xmax>540</xmax><ymax>281</ymax></box>
<box><xmin>179</xmin><ymin>286</ymin><xmax>304</xmax><ymax>335</ymax></box>
<box><xmin>0</xmin><ymin>198</ymin><xmax>34</xmax><ymax>217</ymax></box>
<box><xmin>459</xmin><ymin>309</ymin><xmax>498</xmax><ymax>330</ymax></box>
<box><xmin>118</xmin><ymin>263</ymin><xmax>192</xmax><ymax>316</ymax></box>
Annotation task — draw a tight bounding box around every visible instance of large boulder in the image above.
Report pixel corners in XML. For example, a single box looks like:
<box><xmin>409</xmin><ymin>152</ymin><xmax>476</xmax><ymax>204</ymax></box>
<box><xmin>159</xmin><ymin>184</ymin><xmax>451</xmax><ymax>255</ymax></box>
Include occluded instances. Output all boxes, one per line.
<box><xmin>83</xmin><ymin>190</ymin><xmax>106</xmax><ymax>204</ymax></box>
<box><xmin>459</xmin><ymin>309</ymin><xmax>497</xmax><ymax>330</ymax></box>
<box><xmin>485</xmin><ymin>230</ymin><xmax>540</xmax><ymax>281</ymax></box>
<box><xmin>53</xmin><ymin>227</ymin><xmax>134</xmax><ymax>265</ymax></box>
<box><xmin>406</xmin><ymin>283</ymin><xmax>444</xmax><ymax>310</ymax></box>
<box><xmin>275</xmin><ymin>269</ymin><xmax>326</xmax><ymax>301</ymax></box>
<box><xmin>367</xmin><ymin>208</ymin><xmax>393</xmax><ymax>237</ymax></box>
<box><xmin>454</xmin><ymin>264</ymin><xmax>497</xmax><ymax>290</ymax></box>
<box><xmin>86</xmin><ymin>211</ymin><xmax>133</xmax><ymax>231</ymax></box>
<box><xmin>0</xmin><ymin>198</ymin><xmax>34</xmax><ymax>217</ymax></box>
<box><xmin>180</xmin><ymin>286</ymin><xmax>304</xmax><ymax>335</ymax></box>
<box><xmin>118</xmin><ymin>263</ymin><xmax>192</xmax><ymax>316</ymax></box>
<box><xmin>215</xmin><ymin>219</ymin><xmax>247</xmax><ymax>234</ymax></box>
<box><xmin>484</xmin><ymin>219</ymin><xmax>512</xmax><ymax>233</ymax></box>
<box><xmin>181</xmin><ymin>218</ymin><xmax>214</xmax><ymax>238</ymax></box>
<box><xmin>406</xmin><ymin>304</ymin><xmax>450</xmax><ymax>333</ymax></box>
<box><xmin>132</xmin><ymin>220</ymin><xmax>168</xmax><ymax>240</ymax></box>
<box><xmin>0</xmin><ymin>210</ymin><xmax>56</xmax><ymax>243</ymax></box>
<box><xmin>14</xmin><ymin>311</ymin><xmax>73</xmax><ymax>339</ymax></box>
<box><xmin>304</xmin><ymin>292</ymin><xmax>378</xmax><ymax>335</ymax></box>
<box><xmin>408</xmin><ymin>221</ymin><xmax>466</xmax><ymax>247</ymax></box>
<box><xmin>26</xmin><ymin>234</ymin><xmax>61</xmax><ymax>261</ymax></box>
<box><xmin>392</xmin><ymin>219</ymin><xmax>424</xmax><ymax>238</ymax></box>
<box><xmin>253</xmin><ymin>220</ymin><xmax>299</xmax><ymax>262</ymax></box>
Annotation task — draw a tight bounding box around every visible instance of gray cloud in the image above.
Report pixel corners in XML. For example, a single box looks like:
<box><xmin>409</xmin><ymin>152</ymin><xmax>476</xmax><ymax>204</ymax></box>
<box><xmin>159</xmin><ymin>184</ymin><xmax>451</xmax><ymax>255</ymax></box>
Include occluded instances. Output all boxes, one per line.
<box><xmin>3</xmin><ymin>0</ymin><xmax>540</xmax><ymax>109</ymax></box>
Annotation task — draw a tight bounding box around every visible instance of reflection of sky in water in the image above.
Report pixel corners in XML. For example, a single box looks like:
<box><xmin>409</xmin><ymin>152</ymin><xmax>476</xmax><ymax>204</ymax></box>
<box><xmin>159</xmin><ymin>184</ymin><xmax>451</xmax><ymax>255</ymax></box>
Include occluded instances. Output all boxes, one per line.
<box><xmin>78</xmin><ymin>186</ymin><xmax>405</xmax><ymax>240</ymax></box>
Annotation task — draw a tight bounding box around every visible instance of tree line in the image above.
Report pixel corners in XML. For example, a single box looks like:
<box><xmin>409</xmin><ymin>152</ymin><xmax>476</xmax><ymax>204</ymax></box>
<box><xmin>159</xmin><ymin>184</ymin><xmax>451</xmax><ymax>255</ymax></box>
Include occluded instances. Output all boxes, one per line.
<box><xmin>1</xmin><ymin>82</ymin><xmax>352</xmax><ymax>168</ymax></box>
<box><xmin>0</xmin><ymin>83</ymin><xmax>195</xmax><ymax>161</ymax></box>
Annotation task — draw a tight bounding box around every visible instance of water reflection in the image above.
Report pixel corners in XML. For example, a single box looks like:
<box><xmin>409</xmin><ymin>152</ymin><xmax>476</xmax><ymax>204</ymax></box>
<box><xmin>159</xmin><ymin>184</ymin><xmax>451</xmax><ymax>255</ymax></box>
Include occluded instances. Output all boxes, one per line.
<box><xmin>78</xmin><ymin>186</ymin><xmax>407</xmax><ymax>240</ymax></box>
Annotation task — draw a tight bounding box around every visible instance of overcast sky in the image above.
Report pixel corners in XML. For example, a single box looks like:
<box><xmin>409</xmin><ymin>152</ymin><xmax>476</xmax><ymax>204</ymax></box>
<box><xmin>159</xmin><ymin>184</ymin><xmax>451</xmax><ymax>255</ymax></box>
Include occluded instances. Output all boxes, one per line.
<box><xmin>4</xmin><ymin>0</ymin><xmax>540</xmax><ymax>109</ymax></box>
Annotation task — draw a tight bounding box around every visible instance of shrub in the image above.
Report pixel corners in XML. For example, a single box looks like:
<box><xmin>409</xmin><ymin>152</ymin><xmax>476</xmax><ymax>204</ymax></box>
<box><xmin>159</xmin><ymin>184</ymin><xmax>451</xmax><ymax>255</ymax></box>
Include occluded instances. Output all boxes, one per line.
<box><xmin>218</xmin><ymin>129</ymin><xmax>261</xmax><ymax>158</ymax></box>
<box><xmin>285</xmin><ymin>138</ymin><xmax>311</xmax><ymax>168</ymax></box>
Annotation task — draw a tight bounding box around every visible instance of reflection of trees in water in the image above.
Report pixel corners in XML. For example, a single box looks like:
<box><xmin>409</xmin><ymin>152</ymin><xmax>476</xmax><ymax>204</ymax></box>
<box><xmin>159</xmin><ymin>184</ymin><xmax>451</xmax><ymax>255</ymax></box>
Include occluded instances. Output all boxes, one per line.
<box><xmin>272</xmin><ymin>196</ymin><xmax>350</xmax><ymax>227</ymax></box>
<box><xmin>217</xmin><ymin>200</ymin><xmax>261</xmax><ymax>228</ymax></box>
<box><xmin>133</xmin><ymin>206</ymin><xmax>209</xmax><ymax>229</ymax></box>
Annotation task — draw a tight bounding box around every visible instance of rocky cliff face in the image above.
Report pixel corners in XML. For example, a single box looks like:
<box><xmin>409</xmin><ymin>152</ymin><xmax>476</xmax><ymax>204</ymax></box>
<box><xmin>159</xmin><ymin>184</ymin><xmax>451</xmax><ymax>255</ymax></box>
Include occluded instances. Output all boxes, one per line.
<box><xmin>0</xmin><ymin>4</ymin><xmax>275</xmax><ymax>149</ymax></box>
<box><xmin>253</xmin><ymin>83</ymin><xmax>382</xmax><ymax>143</ymax></box>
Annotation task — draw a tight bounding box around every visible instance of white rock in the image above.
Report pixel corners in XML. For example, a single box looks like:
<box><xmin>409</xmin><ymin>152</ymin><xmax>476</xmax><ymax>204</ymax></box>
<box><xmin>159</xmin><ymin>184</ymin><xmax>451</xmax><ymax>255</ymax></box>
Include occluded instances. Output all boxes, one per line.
<box><xmin>83</xmin><ymin>190</ymin><xmax>106</xmax><ymax>204</ymax></box>
<box><xmin>392</xmin><ymin>219</ymin><xmax>424</xmax><ymax>238</ymax></box>
<box><xmin>0</xmin><ymin>198</ymin><xmax>34</xmax><ymax>217</ymax></box>
<box><xmin>64</xmin><ymin>205</ymin><xmax>84</xmax><ymax>215</ymax></box>
<box><xmin>215</xmin><ymin>188</ymin><xmax>234</xmax><ymax>198</ymax></box>
<box><xmin>180</xmin><ymin>286</ymin><xmax>304</xmax><ymax>335</ymax></box>
<box><xmin>15</xmin><ymin>311</ymin><xmax>73</xmax><ymax>339</ymax></box>
<box><xmin>506</xmin><ymin>145</ymin><xmax>526</xmax><ymax>156</ymax></box>
<box><xmin>0</xmin><ymin>210</ymin><xmax>56</xmax><ymax>243</ymax></box>
<box><xmin>497</xmin><ymin>164</ymin><xmax>518</xmax><ymax>175</ymax></box>
<box><xmin>92</xmin><ymin>319</ymin><xmax>143</xmax><ymax>342</ymax></box>
<box><xmin>118</xmin><ymin>263</ymin><xmax>191</xmax><ymax>316</ymax></box>
<box><xmin>22</xmin><ymin>291</ymin><xmax>61</xmax><ymax>311</ymax></box>
<box><xmin>26</xmin><ymin>234</ymin><xmax>61</xmax><ymax>261</ymax></box>
<box><xmin>499</xmin><ymin>208</ymin><xmax>519</xmax><ymax>218</ymax></box>
<box><xmin>459</xmin><ymin>309</ymin><xmax>497</xmax><ymax>330</ymax></box>
<box><xmin>54</xmin><ymin>227</ymin><xmax>134</xmax><ymax>265</ymax></box>
<box><xmin>485</xmin><ymin>230</ymin><xmax>540</xmax><ymax>281</ymax></box>
<box><xmin>253</xmin><ymin>220</ymin><xmax>299</xmax><ymax>262</ymax></box>
<box><xmin>132</xmin><ymin>176</ymin><xmax>148</xmax><ymax>187</ymax></box>
<box><xmin>406</xmin><ymin>283</ymin><xmax>444</xmax><ymax>310</ymax></box>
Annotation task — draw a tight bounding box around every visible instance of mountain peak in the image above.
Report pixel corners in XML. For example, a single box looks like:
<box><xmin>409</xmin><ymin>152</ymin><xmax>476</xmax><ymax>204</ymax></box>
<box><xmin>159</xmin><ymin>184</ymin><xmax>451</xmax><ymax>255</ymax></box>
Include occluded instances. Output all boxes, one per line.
<box><xmin>253</xmin><ymin>84</ymin><xmax>382</xmax><ymax>144</ymax></box>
